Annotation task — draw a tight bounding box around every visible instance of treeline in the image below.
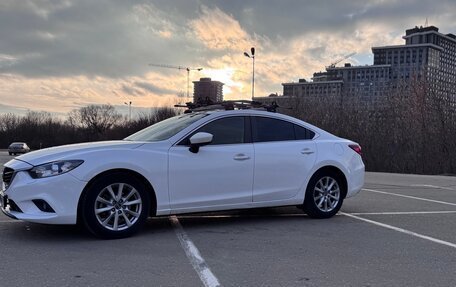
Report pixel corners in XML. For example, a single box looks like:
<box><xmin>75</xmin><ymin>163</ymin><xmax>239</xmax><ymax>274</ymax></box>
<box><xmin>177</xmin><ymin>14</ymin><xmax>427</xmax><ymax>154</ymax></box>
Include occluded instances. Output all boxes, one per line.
<box><xmin>0</xmin><ymin>105</ymin><xmax>178</xmax><ymax>149</ymax></box>
<box><xmin>284</xmin><ymin>77</ymin><xmax>456</xmax><ymax>175</ymax></box>
<box><xmin>1</xmin><ymin>79</ymin><xmax>455</xmax><ymax>175</ymax></box>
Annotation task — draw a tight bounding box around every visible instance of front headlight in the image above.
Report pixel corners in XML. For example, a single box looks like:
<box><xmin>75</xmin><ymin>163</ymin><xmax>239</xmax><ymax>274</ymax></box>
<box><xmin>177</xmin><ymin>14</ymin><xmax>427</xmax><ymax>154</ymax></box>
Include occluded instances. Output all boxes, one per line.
<box><xmin>29</xmin><ymin>160</ymin><xmax>84</xmax><ymax>179</ymax></box>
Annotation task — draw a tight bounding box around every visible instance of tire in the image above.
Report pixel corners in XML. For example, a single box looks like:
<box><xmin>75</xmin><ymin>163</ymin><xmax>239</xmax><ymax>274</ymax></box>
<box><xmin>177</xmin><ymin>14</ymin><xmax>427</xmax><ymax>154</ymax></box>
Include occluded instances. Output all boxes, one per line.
<box><xmin>81</xmin><ymin>172</ymin><xmax>150</xmax><ymax>239</ymax></box>
<box><xmin>303</xmin><ymin>171</ymin><xmax>344</xmax><ymax>219</ymax></box>
<box><xmin>8</xmin><ymin>152</ymin><xmax>12</xmax><ymax>156</ymax></box>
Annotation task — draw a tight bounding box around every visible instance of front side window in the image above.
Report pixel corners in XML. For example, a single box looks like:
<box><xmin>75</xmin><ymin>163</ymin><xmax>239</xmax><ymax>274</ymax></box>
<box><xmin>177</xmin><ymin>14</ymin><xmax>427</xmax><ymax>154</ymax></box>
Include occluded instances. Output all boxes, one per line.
<box><xmin>181</xmin><ymin>116</ymin><xmax>246</xmax><ymax>145</ymax></box>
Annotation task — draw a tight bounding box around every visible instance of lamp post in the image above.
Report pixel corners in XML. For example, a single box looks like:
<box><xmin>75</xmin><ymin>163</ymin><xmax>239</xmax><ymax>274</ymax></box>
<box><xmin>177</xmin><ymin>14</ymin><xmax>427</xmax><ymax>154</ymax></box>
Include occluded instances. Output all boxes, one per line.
<box><xmin>124</xmin><ymin>101</ymin><xmax>132</xmax><ymax>121</ymax></box>
<box><xmin>244</xmin><ymin>47</ymin><xmax>255</xmax><ymax>100</ymax></box>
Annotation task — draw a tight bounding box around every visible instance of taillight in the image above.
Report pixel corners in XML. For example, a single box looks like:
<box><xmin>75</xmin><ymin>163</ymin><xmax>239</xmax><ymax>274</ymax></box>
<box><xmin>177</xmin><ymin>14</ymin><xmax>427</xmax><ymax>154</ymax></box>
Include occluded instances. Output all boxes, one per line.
<box><xmin>349</xmin><ymin>144</ymin><xmax>362</xmax><ymax>156</ymax></box>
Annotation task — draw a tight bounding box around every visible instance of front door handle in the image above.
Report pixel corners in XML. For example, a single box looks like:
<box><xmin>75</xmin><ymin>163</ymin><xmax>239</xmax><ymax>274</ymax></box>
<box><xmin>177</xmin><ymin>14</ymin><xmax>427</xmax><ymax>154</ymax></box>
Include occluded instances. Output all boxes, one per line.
<box><xmin>233</xmin><ymin>154</ymin><xmax>250</xmax><ymax>161</ymax></box>
<box><xmin>301</xmin><ymin>148</ymin><xmax>314</xmax><ymax>155</ymax></box>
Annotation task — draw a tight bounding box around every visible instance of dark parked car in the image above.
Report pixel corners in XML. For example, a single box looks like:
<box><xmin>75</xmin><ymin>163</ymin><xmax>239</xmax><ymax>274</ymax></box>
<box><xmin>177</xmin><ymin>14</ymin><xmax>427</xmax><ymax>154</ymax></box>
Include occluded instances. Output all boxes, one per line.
<box><xmin>8</xmin><ymin>142</ymin><xmax>30</xmax><ymax>155</ymax></box>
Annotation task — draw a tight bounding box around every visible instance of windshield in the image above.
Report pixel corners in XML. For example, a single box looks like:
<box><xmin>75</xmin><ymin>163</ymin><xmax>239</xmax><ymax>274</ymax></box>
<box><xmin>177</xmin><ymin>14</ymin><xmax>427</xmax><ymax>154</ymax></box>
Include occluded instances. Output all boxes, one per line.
<box><xmin>124</xmin><ymin>113</ymin><xmax>207</xmax><ymax>142</ymax></box>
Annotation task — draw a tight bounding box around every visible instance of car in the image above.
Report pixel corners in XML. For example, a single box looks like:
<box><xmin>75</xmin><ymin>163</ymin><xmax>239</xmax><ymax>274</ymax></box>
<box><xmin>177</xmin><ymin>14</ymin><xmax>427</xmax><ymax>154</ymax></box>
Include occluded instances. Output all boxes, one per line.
<box><xmin>1</xmin><ymin>105</ymin><xmax>364</xmax><ymax>239</ymax></box>
<box><xmin>8</xmin><ymin>142</ymin><xmax>30</xmax><ymax>155</ymax></box>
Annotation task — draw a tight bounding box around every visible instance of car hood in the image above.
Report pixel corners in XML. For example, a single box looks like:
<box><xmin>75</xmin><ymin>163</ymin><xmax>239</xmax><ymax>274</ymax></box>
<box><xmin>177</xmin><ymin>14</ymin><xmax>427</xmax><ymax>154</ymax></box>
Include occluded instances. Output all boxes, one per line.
<box><xmin>15</xmin><ymin>140</ymin><xmax>145</xmax><ymax>166</ymax></box>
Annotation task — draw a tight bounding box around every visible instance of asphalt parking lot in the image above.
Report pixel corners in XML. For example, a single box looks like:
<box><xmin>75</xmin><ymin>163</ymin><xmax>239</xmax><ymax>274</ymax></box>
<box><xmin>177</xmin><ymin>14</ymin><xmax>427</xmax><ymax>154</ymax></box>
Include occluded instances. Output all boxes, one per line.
<box><xmin>1</xmin><ymin>150</ymin><xmax>456</xmax><ymax>287</ymax></box>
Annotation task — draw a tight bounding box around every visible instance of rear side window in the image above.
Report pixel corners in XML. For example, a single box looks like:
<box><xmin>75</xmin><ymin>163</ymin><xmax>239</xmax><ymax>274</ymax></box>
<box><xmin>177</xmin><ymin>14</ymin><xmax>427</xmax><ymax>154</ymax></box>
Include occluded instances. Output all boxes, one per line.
<box><xmin>253</xmin><ymin>117</ymin><xmax>315</xmax><ymax>142</ymax></box>
<box><xmin>294</xmin><ymin>125</ymin><xmax>315</xmax><ymax>140</ymax></box>
<box><xmin>253</xmin><ymin>117</ymin><xmax>295</xmax><ymax>142</ymax></box>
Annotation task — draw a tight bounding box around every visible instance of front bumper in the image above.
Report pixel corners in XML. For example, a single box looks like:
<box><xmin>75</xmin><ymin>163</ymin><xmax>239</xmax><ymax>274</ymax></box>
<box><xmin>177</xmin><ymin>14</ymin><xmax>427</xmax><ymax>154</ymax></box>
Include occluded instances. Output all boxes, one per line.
<box><xmin>1</xmin><ymin>170</ymin><xmax>88</xmax><ymax>225</ymax></box>
<box><xmin>0</xmin><ymin>200</ymin><xmax>18</xmax><ymax>220</ymax></box>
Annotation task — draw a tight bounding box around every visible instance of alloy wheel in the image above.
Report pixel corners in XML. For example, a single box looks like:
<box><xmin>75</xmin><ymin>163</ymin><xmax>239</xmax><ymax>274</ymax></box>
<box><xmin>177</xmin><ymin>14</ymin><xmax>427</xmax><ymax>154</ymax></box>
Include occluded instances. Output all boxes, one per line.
<box><xmin>313</xmin><ymin>176</ymin><xmax>340</xmax><ymax>213</ymax></box>
<box><xmin>94</xmin><ymin>183</ymin><xmax>143</xmax><ymax>231</ymax></box>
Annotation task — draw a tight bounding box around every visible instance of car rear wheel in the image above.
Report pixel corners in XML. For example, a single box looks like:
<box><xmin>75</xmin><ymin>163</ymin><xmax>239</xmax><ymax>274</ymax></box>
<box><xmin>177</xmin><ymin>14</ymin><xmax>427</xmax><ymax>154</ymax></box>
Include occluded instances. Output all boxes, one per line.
<box><xmin>81</xmin><ymin>173</ymin><xmax>150</xmax><ymax>239</ymax></box>
<box><xmin>303</xmin><ymin>172</ymin><xmax>344</xmax><ymax>218</ymax></box>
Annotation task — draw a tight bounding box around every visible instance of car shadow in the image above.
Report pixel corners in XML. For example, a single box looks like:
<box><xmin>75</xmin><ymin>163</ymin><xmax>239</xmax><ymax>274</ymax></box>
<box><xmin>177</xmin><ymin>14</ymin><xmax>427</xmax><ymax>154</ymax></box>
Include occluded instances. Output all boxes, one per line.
<box><xmin>162</xmin><ymin>206</ymin><xmax>311</xmax><ymax>230</ymax></box>
<box><xmin>2</xmin><ymin>207</ymin><xmax>313</xmax><ymax>241</ymax></box>
<box><xmin>3</xmin><ymin>217</ymin><xmax>174</xmax><ymax>242</ymax></box>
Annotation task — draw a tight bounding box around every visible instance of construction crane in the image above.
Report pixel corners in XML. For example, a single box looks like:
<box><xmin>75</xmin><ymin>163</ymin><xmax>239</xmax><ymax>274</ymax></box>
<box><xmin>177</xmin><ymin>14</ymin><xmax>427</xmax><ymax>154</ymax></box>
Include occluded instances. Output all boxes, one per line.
<box><xmin>327</xmin><ymin>52</ymin><xmax>356</xmax><ymax>69</ymax></box>
<box><xmin>148</xmin><ymin>63</ymin><xmax>203</xmax><ymax>101</ymax></box>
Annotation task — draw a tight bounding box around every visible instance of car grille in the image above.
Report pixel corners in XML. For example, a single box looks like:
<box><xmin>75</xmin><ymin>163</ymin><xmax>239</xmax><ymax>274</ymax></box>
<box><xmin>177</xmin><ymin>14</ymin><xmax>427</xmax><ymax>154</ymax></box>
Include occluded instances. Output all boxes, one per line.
<box><xmin>2</xmin><ymin>167</ymin><xmax>14</xmax><ymax>188</ymax></box>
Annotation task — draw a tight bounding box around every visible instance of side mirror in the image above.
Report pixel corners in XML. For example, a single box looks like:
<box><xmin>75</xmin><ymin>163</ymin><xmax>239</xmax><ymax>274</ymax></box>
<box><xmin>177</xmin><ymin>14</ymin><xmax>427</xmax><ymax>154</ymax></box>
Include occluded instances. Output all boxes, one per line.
<box><xmin>189</xmin><ymin>132</ymin><xmax>213</xmax><ymax>153</ymax></box>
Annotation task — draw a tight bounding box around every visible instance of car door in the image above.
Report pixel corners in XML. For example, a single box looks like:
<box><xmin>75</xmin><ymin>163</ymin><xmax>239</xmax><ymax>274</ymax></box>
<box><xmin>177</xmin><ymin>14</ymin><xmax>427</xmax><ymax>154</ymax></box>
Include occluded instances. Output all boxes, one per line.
<box><xmin>252</xmin><ymin>116</ymin><xmax>317</xmax><ymax>202</ymax></box>
<box><xmin>168</xmin><ymin>116</ymin><xmax>254</xmax><ymax>212</ymax></box>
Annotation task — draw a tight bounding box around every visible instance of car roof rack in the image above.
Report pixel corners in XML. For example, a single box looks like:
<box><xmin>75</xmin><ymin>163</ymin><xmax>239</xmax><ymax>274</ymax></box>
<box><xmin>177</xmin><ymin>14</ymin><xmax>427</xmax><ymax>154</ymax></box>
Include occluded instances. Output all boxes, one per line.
<box><xmin>174</xmin><ymin>98</ymin><xmax>285</xmax><ymax>113</ymax></box>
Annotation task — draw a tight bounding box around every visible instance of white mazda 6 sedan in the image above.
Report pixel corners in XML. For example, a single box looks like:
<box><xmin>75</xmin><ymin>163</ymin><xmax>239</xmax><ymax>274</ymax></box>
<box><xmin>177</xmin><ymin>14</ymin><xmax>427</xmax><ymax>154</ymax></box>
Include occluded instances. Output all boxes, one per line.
<box><xmin>1</xmin><ymin>109</ymin><xmax>364</xmax><ymax>238</ymax></box>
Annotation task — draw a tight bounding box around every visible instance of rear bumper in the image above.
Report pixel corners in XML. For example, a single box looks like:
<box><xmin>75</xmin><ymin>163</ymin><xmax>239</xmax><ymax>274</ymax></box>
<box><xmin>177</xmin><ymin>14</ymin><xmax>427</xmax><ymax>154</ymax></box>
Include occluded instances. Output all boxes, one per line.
<box><xmin>346</xmin><ymin>160</ymin><xmax>365</xmax><ymax>198</ymax></box>
<box><xmin>8</xmin><ymin>149</ymin><xmax>28</xmax><ymax>153</ymax></box>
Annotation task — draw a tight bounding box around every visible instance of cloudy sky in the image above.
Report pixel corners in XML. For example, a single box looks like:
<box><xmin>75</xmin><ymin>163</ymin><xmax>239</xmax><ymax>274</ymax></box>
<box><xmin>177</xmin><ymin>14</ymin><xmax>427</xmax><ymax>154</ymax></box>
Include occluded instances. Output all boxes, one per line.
<box><xmin>1</xmin><ymin>0</ymin><xmax>455</xmax><ymax>116</ymax></box>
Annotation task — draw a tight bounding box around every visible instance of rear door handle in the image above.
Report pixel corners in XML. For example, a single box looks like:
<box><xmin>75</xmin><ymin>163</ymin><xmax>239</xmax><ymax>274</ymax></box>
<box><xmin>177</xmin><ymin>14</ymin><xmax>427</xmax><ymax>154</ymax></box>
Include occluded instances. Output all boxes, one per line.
<box><xmin>301</xmin><ymin>148</ymin><xmax>314</xmax><ymax>155</ymax></box>
<box><xmin>233</xmin><ymin>154</ymin><xmax>250</xmax><ymax>161</ymax></box>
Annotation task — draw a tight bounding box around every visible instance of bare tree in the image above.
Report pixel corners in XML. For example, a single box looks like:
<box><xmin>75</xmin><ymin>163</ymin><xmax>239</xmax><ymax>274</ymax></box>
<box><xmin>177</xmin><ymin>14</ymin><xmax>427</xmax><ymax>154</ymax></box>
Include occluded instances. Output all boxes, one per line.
<box><xmin>68</xmin><ymin>104</ymin><xmax>122</xmax><ymax>137</ymax></box>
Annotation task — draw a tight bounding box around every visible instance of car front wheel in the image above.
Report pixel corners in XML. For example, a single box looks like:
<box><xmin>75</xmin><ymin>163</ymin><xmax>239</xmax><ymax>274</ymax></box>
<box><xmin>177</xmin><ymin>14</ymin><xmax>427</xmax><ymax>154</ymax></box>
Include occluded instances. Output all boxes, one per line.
<box><xmin>303</xmin><ymin>172</ymin><xmax>344</xmax><ymax>218</ymax></box>
<box><xmin>81</xmin><ymin>173</ymin><xmax>150</xmax><ymax>239</ymax></box>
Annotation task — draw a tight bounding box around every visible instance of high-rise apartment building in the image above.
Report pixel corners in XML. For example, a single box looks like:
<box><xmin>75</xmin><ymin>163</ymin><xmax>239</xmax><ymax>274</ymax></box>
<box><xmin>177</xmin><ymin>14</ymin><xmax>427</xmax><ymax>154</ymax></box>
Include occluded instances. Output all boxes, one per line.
<box><xmin>259</xmin><ymin>26</ymin><xmax>456</xmax><ymax>107</ymax></box>
<box><xmin>193</xmin><ymin>78</ymin><xmax>224</xmax><ymax>104</ymax></box>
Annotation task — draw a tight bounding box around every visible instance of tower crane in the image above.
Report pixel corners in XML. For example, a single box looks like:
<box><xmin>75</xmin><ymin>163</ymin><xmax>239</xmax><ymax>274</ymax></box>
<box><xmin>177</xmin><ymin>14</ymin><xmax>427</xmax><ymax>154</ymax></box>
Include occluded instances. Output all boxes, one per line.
<box><xmin>326</xmin><ymin>52</ymin><xmax>356</xmax><ymax>69</ymax></box>
<box><xmin>148</xmin><ymin>63</ymin><xmax>203</xmax><ymax>101</ymax></box>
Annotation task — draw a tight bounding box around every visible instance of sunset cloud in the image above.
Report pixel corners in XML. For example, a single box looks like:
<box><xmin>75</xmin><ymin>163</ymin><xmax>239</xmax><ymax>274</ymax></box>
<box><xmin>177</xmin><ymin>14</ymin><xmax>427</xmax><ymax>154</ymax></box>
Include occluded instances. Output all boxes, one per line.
<box><xmin>0</xmin><ymin>0</ymin><xmax>455</xmax><ymax>115</ymax></box>
<box><xmin>189</xmin><ymin>5</ymin><xmax>253</xmax><ymax>51</ymax></box>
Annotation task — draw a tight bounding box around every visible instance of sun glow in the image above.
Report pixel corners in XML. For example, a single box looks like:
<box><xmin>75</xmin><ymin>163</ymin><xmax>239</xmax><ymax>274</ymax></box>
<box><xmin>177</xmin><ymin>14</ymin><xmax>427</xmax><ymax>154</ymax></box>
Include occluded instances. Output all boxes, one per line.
<box><xmin>201</xmin><ymin>68</ymin><xmax>248</xmax><ymax>100</ymax></box>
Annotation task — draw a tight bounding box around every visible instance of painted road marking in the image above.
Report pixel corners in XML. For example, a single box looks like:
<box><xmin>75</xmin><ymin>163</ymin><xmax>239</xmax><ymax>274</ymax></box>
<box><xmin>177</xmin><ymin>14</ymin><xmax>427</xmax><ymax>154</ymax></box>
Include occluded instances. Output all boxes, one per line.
<box><xmin>363</xmin><ymin>188</ymin><xmax>456</xmax><ymax>206</ymax></box>
<box><xmin>341</xmin><ymin>212</ymin><xmax>456</xmax><ymax>249</ymax></box>
<box><xmin>348</xmin><ymin>211</ymin><xmax>456</xmax><ymax>215</ymax></box>
<box><xmin>410</xmin><ymin>184</ymin><xmax>456</xmax><ymax>191</ymax></box>
<box><xmin>170</xmin><ymin>215</ymin><xmax>221</xmax><ymax>287</ymax></box>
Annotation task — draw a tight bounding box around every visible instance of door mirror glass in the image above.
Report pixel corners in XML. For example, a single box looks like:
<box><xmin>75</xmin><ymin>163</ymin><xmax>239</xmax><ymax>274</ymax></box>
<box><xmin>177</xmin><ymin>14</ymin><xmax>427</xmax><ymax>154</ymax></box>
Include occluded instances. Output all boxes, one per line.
<box><xmin>189</xmin><ymin>132</ymin><xmax>213</xmax><ymax>153</ymax></box>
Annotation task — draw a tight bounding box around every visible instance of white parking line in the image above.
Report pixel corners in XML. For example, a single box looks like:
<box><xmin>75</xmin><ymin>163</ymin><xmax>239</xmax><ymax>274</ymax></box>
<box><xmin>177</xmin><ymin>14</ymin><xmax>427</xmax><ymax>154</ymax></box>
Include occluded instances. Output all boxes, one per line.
<box><xmin>341</xmin><ymin>212</ymin><xmax>456</xmax><ymax>249</ymax></box>
<box><xmin>169</xmin><ymin>215</ymin><xmax>221</xmax><ymax>287</ymax></box>
<box><xmin>349</xmin><ymin>211</ymin><xmax>456</xmax><ymax>215</ymax></box>
<box><xmin>410</xmin><ymin>184</ymin><xmax>456</xmax><ymax>191</ymax></box>
<box><xmin>363</xmin><ymin>188</ymin><xmax>456</xmax><ymax>206</ymax></box>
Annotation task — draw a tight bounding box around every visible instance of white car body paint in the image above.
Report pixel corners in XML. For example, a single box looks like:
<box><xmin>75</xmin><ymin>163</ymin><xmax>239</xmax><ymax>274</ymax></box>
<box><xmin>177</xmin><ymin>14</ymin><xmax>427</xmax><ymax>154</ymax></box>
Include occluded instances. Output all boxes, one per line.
<box><xmin>1</xmin><ymin>109</ymin><xmax>364</xmax><ymax>224</ymax></box>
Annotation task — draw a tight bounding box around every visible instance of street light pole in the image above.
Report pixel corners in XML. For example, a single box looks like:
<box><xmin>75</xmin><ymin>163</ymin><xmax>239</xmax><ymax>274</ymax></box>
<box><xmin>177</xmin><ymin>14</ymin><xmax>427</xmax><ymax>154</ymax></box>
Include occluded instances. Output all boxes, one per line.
<box><xmin>124</xmin><ymin>101</ymin><xmax>132</xmax><ymax>121</ymax></box>
<box><xmin>244</xmin><ymin>47</ymin><xmax>255</xmax><ymax>100</ymax></box>
<box><xmin>252</xmin><ymin>51</ymin><xmax>255</xmax><ymax>101</ymax></box>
